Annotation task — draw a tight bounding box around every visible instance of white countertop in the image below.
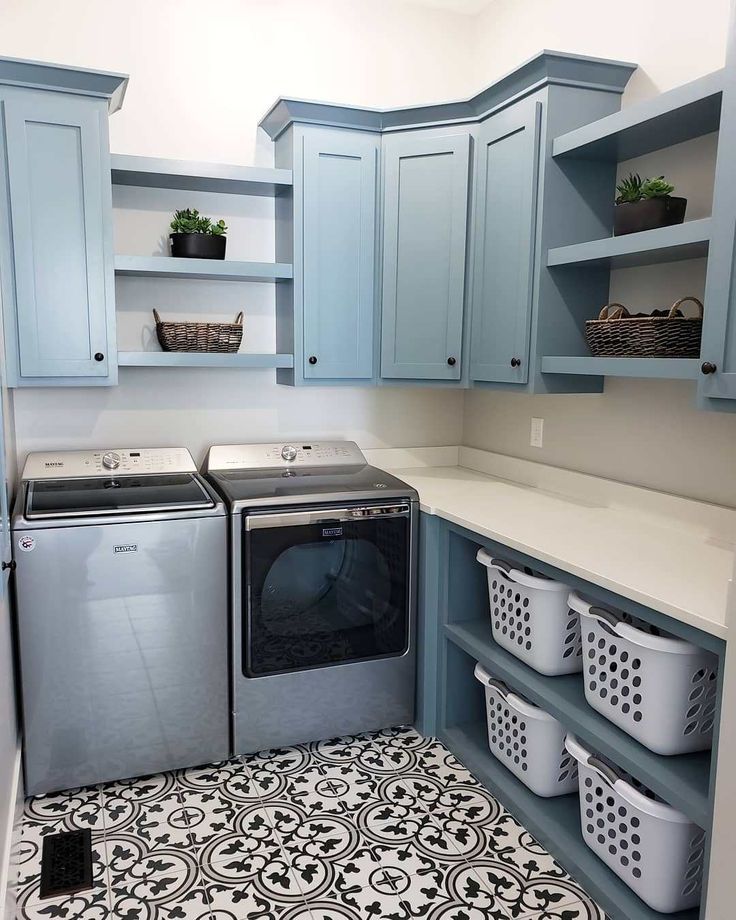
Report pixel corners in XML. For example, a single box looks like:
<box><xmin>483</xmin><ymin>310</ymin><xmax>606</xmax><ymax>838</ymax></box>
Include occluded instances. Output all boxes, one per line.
<box><xmin>366</xmin><ymin>446</ymin><xmax>735</xmax><ymax>639</ymax></box>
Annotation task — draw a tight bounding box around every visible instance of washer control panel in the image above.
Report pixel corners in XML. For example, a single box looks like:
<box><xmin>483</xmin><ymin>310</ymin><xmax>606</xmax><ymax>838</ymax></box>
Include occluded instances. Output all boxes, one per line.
<box><xmin>21</xmin><ymin>448</ymin><xmax>197</xmax><ymax>480</ymax></box>
<box><xmin>207</xmin><ymin>441</ymin><xmax>366</xmax><ymax>471</ymax></box>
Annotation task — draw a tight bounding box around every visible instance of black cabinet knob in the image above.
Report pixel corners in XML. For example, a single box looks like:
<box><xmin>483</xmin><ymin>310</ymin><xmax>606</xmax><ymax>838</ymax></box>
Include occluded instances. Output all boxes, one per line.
<box><xmin>510</xmin><ymin>357</ymin><xmax>522</xmax><ymax>368</ymax></box>
<box><xmin>308</xmin><ymin>356</ymin><xmax>318</xmax><ymax>365</ymax></box>
<box><xmin>94</xmin><ymin>352</ymin><xmax>105</xmax><ymax>362</ymax></box>
<box><xmin>2</xmin><ymin>560</ymin><xmax>16</xmax><ymax>572</ymax></box>
<box><xmin>447</xmin><ymin>357</ymin><xmax>456</xmax><ymax>367</ymax></box>
<box><xmin>701</xmin><ymin>361</ymin><xmax>717</xmax><ymax>375</ymax></box>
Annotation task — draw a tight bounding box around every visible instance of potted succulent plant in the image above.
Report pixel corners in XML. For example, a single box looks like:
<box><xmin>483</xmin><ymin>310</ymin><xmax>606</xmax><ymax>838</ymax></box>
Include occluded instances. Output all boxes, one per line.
<box><xmin>613</xmin><ymin>173</ymin><xmax>687</xmax><ymax>236</ymax></box>
<box><xmin>169</xmin><ymin>208</ymin><xmax>228</xmax><ymax>259</ymax></box>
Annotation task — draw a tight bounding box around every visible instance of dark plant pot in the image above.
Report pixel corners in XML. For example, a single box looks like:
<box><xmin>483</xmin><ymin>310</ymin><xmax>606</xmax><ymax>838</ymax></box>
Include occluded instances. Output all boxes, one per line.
<box><xmin>613</xmin><ymin>197</ymin><xmax>687</xmax><ymax>236</ymax></box>
<box><xmin>170</xmin><ymin>233</ymin><xmax>226</xmax><ymax>259</ymax></box>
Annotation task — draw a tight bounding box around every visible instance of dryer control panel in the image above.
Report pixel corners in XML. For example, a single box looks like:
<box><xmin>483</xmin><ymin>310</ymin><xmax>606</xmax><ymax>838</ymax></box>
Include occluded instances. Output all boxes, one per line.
<box><xmin>206</xmin><ymin>441</ymin><xmax>366</xmax><ymax>471</ymax></box>
<box><xmin>21</xmin><ymin>448</ymin><xmax>197</xmax><ymax>480</ymax></box>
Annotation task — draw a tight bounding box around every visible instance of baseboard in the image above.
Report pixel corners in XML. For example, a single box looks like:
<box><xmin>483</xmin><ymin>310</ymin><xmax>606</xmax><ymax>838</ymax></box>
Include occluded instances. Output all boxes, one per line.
<box><xmin>0</xmin><ymin>743</ymin><xmax>22</xmax><ymax>920</ymax></box>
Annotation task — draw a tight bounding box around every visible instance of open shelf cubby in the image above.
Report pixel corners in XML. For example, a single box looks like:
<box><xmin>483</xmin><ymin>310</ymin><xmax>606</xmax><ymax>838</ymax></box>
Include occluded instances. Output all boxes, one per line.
<box><xmin>429</xmin><ymin>521</ymin><xmax>723</xmax><ymax>920</ymax></box>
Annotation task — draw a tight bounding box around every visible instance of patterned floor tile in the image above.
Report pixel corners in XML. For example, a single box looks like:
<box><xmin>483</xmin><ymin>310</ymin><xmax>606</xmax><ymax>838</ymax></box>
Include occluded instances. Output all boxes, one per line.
<box><xmin>16</xmin><ymin>883</ymin><xmax>110</xmax><ymax>920</ymax></box>
<box><xmin>516</xmin><ymin>898</ymin><xmax>605</xmax><ymax>920</ymax></box>
<box><xmin>305</xmin><ymin>879</ymin><xmax>410</xmax><ymax>919</ymax></box>
<box><xmin>395</xmin><ymin>862</ymin><xmax>509</xmax><ymax>919</ymax></box>
<box><xmin>102</xmin><ymin>790</ymin><xmax>191</xmax><ymax>854</ymax></box>
<box><xmin>199</xmin><ymin>844</ymin><xmax>306</xmax><ymax>910</ymax></box>
<box><xmin>109</xmin><ymin>863</ymin><xmax>210</xmax><ymax>920</ymax></box>
<box><xmin>280</xmin><ymin>817</ymin><xmax>380</xmax><ymax>901</ymax></box>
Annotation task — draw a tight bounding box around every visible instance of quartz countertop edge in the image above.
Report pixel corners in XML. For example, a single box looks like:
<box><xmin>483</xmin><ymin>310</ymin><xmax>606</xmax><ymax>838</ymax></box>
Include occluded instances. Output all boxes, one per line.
<box><xmin>364</xmin><ymin>446</ymin><xmax>735</xmax><ymax>639</ymax></box>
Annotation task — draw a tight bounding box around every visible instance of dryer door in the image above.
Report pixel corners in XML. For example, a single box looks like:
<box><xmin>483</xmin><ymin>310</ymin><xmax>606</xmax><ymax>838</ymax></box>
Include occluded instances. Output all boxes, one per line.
<box><xmin>243</xmin><ymin>504</ymin><xmax>411</xmax><ymax>677</ymax></box>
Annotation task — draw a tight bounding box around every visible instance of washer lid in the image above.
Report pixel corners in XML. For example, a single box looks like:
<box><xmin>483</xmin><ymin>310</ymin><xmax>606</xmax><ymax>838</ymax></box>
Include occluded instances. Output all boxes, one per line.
<box><xmin>206</xmin><ymin>464</ymin><xmax>416</xmax><ymax>507</ymax></box>
<box><xmin>25</xmin><ymin>473</ymin><xmax>215</xmax><ymax>519</ymax></box>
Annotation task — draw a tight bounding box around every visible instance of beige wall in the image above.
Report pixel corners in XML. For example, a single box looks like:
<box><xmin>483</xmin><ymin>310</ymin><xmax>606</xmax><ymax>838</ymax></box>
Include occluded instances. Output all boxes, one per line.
<box><xmin>463</xmin><ymin>0</ymin><xmax>736</xmax><ymax>509</ymax></box>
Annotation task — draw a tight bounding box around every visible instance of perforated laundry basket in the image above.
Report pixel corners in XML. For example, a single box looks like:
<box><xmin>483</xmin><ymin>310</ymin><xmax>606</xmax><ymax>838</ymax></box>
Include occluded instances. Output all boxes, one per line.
<box><xmin>477</xmin><ymin>549</ymin><xmax>580</xmax><ymax>675</ymax></box>
<box><xmin>574</xmin><ymin>594</ymin><xmax>718</xmax><ymax>755</ymax></box>
<box><xmin>565</xmin><ymin>734</ymin><xmax>706</xmax><ymax>914</ymax></box>
<box><xmin>474</xmin><ymin>662</ymin><xmax>578</xmax><ymax>797</ymax></box>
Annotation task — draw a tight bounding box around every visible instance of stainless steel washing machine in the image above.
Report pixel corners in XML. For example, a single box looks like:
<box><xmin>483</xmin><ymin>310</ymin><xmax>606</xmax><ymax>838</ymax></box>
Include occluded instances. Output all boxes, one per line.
<box><xmin>12</xmin><ymin>448</ymin><xmax>229</xmax><ymax>794</ymax></box>
<box><xmin>204</xmin><ymin>441</ymin><xmax>418</xmax><ymax>754</ymax></box>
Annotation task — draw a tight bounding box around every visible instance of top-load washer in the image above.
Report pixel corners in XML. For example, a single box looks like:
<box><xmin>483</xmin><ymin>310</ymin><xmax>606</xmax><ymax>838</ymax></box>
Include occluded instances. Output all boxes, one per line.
<box><xmin>203</xmin><ymin>440</ymin><xmax>418</xmax><ymax>753</ymax></box>
<box><xmin>12</xmin><ymin>447</ymin><xmax>229</xmax><ymax>795</ymax></box>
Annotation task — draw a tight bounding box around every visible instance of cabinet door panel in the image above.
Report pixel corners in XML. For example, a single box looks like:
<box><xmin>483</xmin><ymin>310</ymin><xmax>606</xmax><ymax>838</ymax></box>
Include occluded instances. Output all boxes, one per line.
<box><xmin>470</xmin><ymin>101</ymin><xmax>541</xmax><ymax>384</ymax></box>
<box><xmin>698</xmin><ymin>31</ymin><xmax>736</xmax><ymax>402</ymax></box>
<box><xmin>381</xmin><ymin>133</ymin><xmax>470</xmax><ymax>380</ymax></box>
<box><xmin>302</xmin><ymin>131</ymin><xmax>378</xmax><ymax>379</ymax></box>
<box><xmin>3</xmin><ymin>93</ymin><xmax>112</xmax><ymax>378</ymax></box>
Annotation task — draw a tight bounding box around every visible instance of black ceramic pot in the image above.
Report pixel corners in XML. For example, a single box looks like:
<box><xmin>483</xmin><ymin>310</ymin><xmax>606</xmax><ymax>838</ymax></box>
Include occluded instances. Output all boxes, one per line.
<box><xmin>613</xmin><ymin>197</ymin><xmax>687</xmax><ymax>236</ymax></box>
<box><xmin>170</xmin><ymin>233</ymin><xmax>227</xmax><ymax>259</ymax></box>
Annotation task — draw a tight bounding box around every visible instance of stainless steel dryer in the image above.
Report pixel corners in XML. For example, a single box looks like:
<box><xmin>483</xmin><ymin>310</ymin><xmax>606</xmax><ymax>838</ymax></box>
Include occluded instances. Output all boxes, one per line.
<box><xmin>12</xmin><ymin>448</ymin><xmax>229</xmax><ymax>795</ymax></box>
<box><xmin>204</xmin><ymin>441</ymin><xmax>418</xmax><ymax>754</ymax></box>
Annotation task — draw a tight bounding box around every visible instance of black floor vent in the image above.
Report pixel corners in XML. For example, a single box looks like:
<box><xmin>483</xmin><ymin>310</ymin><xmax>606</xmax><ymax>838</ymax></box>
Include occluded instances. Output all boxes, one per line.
<box><xmin>40</xmin><ymin>828</ymin><xmax>93</xmax><ymax>899</ymax></box>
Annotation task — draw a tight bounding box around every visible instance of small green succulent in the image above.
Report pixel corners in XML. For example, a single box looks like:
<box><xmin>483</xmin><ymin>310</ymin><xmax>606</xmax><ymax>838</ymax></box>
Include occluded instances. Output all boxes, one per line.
<box><xmin>615</xmin><ymin>172</ymin><xmax>676</xmax><ymax>204</ymax></box>
<box><xmin>640</xmin><ymin>176</ymin><xmax>675</xmax><ymax>199</ymax></box>
<box><xmin>170</xmin><ymin>208</ymin><xmax>227</xmax><ymax>236</ymax></box>
<box><xmin>615</xmin><ymin>173</ymin><xmax>644</xmax><ymax>204</ymax></box>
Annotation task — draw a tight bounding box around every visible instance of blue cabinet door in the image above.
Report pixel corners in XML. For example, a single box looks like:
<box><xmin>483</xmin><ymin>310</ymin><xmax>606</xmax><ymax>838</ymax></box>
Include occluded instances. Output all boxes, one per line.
<box><xmin>302</xmin><ymin>129</ymin><xmax>378</xmax><ymax>379</ymax></box>
<box><xmin>1</xmin><ymin>90</ymin><xmax>115</xmax><ymax>382</ymax></box>
<box><xmin>698</xmin><ymin>28</ymin><xmax>736</xmax><ymax>403</ymax></box>
<box><xmin>380</xmin><ymin>132</ymin><xmax>470</xmax><ymax>380</ymax></box>
<box><xmin>470</xmin><ymin>100</ymin><xmax>541</xmax><ymax>384</ymax></box>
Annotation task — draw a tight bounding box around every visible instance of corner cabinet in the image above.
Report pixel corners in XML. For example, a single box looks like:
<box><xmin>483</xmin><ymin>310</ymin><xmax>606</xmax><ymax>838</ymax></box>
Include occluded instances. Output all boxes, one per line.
<box><xmin>0</xmin><ymin>87</ymin><xmax>118</xmax><ymax>386</ymax></box>
<box><xmin>276</xmin><ymin>126</ymin><xmax>379</xmax><ymax>385</ymax></box>
<box><xmin>380</xmin><ymin>131</ymin><xmax>470</xmax><ymax>381</ymax></box>
<box><xmin>469</xmin><ymin>100</ymin><xmax>541</xmax><ymax>384</ymax></box>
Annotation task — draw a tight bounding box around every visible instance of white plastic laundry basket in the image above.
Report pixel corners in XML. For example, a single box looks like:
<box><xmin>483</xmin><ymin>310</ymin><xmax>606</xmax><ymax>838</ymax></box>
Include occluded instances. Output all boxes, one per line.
<box><xmin>474</xmin><ymin>662</ymin><xmax>578</xmax><ymax>797</ymax></box>
<box><xmin>565</xmin><ymin>734</ymin><xmax>705</xmax><ymax>913</ymax></box>
<box><xmin>477</xmin><ymin>548</ymin><xmax>580</xmax><ymax>675</ymax></box>
<box><xmin>573</xmin><ymin>593</ymin><xmax>718</xmax><ymax>755</ymax></box>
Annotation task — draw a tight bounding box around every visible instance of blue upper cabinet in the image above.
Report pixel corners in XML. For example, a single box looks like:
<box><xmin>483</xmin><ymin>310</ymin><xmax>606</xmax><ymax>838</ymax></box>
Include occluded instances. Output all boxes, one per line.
<box><xmin>470</xmin><ymin>100</ymin><xmax>541</xmax><ymax>384</ymax></box>
<box><xmin>698</xmin><ymin>24</ymin><xmax>736</xmax><ymax>405</ymax></box>
<box><xmin>380</xmin><ymin>131</ymin><xmax>470</xmax><ymax>380</ymax></box>
<box><xmin>0</xmin><ymin>61</ymin><xmax>126</xmax><ymax>387</ymax></box>
<box><xmin>301</xmin><ymin>129</ymin><xmax>378</xmax><ymax>380</ymax></box>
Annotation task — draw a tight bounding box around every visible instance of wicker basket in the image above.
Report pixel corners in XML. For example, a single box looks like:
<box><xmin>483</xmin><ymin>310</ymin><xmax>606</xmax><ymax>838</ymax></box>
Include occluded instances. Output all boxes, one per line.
<box><xmin>585</xmin><ymin>297</ymin><xmax>703</xmax><ymax>358</ymax></box>
<box><xmin>153</xmin><ymin>309</ymin><xmax>244</xmax><ymax>353</ymax></box>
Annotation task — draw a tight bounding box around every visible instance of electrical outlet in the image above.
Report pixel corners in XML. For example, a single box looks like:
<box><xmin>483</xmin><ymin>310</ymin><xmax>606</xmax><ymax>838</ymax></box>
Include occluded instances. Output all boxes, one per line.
<box><xmin>530</xmin><ymin>417</ymin><xmax>544</xmax><ymax>448</ymax></box>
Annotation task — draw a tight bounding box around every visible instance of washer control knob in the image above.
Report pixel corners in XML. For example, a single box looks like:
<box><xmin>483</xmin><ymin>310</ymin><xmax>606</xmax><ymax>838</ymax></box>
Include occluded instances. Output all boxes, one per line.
<box><xmin>102</xmin><ymin>451</ymin><xmax>121</xmax><ymax>470</ymax></box>
<box><xmin>281</xmin><ymin>445</ymin><xmax>298</xmax><ymax>462</ymax></box>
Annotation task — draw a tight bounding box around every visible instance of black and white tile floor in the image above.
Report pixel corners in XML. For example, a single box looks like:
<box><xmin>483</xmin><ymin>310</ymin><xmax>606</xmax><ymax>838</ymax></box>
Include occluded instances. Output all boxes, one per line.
<box><xmin>14</xmin><ymin>727</ymin><xmax>604</xmax><ymax>920</ymax></box>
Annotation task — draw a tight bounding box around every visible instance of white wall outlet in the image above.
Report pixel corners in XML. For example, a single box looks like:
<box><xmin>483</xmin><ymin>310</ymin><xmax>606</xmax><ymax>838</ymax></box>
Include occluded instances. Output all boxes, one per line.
<box><xmin>530</xmin><ymin>417</ymin><xmax>544</xmax><ymax>448</ymax></box>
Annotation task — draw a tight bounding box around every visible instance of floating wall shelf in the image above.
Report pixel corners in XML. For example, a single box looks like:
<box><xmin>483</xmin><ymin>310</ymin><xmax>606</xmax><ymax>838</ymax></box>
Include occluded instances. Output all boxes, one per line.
<box><xmin>540</xmin><ymin>356</ymin><xmax>700</xmax><ymax>380</ymax></box>
<box><xmin>547</xmin><ymin>219</ymin><xmax>711</xmax><ymax>270</ymax></box>
<box><xmin>114</xmin><ymin>256</ymin><xmax>293</xmax><ymax>282</ymax></box>
<box><xmin>118</xmin><ymin>352</ymin><xmax>294</xmax><ymax>369</ymax></box>
<box><xmin>553</xmin><ymin>69</ymin><xmax>724</xmax><ymax>161</ymax></box>
<box><xmin>111</xmin><ymin>154</ymin><xmax>293</xmax><ymax>196</ymax></box>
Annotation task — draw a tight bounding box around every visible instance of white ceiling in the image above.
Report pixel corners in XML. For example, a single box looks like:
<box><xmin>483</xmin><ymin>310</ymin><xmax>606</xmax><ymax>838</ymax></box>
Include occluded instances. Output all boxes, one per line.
<box><xmin>401</xmin><ymin>0</ymin><xmax>494</xmax><ymax>14</ymax></box>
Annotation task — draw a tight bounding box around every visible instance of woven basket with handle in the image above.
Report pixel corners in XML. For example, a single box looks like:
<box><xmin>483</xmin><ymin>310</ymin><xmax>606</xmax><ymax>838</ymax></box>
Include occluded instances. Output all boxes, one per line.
<box><xmin>153</xmin><ymin>309</ymin><xmax>244</xmax><ymax>353</ymax></box>
<box><xmin>585</xmin><ymin>297</ymin><xmax>703</xmax><ymax>358</ymax></box>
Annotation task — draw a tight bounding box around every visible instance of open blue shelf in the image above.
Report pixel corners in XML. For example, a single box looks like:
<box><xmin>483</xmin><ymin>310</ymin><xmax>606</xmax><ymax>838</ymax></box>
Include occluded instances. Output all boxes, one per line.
<box><xmin>547</xmin><ymin>219</ymin><xmax>711</xmax><ymax>269</ymax></box>
<box><xmin>118</xmin><ymin>351</ymin><xmax>294</xmax><ymax>369</ymax></box>
<box><xmin>553</xmin><ymin>70</ymin><xmax>723</xmax><ymax>161</ymax></box>
<box><xmin>114</xmin><ymin>255</ymin><xmax>293</xmax><ymax>282</ymax></box>
<box><xmin>111</xmin><ymin>154</ymin><xmax>292</xmax><ymax>197</ymax></box>
<box><xmin>540</xmin><ymin>356</ymin><xmax>700</xmax><ymax>380</ymax></box>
